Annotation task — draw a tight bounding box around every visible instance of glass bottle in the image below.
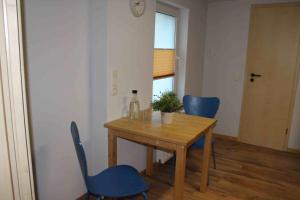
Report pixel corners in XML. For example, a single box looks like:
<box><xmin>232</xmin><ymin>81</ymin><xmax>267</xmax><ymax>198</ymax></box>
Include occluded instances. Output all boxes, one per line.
<box><xmin>129</xmin><ymin>90</ymin><xmax>140</xmax><ymax>119</ymax></box>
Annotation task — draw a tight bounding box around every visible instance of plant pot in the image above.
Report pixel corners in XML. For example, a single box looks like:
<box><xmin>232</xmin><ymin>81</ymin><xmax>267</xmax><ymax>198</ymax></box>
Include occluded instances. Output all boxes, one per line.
<box><xmin>161</xmin><ymin>112</ymin><xmax>173</xmax><ymax>124</ymax></box>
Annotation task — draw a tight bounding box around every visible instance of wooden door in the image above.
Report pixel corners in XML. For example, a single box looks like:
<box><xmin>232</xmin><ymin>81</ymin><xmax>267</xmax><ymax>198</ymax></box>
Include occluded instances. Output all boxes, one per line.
<box><xmin>239</xmin><ymin>4</ymin><xmax>300</xmax><ymax>150</ymax></box>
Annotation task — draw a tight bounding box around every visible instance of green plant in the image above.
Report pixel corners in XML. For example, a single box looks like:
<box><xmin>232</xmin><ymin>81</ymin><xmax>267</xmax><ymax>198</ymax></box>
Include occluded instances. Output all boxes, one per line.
<box><xmin>152</xmin><ymin>91</ymin><xmax>182</xmax><ymax>113</ymax></box>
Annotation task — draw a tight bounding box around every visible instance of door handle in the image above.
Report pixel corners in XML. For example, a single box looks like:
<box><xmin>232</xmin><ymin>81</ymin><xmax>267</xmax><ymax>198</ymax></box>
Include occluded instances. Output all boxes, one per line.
<box><xmin>250</xmin><ymin>73</ymin><xmax>262</xmax><ymax>82</ymax></box>
<box><xmin>251</xmin><ymin>73</ymin><xmax>262</xmax><ymax>77</ymax></box>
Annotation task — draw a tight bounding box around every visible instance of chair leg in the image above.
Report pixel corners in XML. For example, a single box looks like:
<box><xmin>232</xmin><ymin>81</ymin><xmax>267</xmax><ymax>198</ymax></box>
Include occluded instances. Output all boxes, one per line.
<box><xmin>212</xmin><ymin>143</ymin><xmax>216</xmax><ymax>169</ymax></box>
<box><xmin>142</xmin><ymin>192</ymin><xmax>148</xmax><ymax>200</ymax></box>
<box><xmin>85</xmin><ymin>193</ymin><xmax>90</xmax><ymax>200</ymax></box>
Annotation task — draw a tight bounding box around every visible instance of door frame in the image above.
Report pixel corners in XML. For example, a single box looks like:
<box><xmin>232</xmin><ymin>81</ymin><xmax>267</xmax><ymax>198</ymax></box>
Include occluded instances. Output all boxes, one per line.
<box><xmin>238</xmin><ymin>3</ymin><xmax>300</xmax><ymax>150</ymax></box>
<box><xmin>0</xmin><ymin>0</ymin><xmax>35</xmax><ymax>199</ymax></box>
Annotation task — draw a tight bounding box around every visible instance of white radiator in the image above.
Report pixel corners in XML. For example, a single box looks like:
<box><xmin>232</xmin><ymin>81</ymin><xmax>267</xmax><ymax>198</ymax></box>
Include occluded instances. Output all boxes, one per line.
<box><xmin>155</xmin><ymin>150</ymin><xmax>173</xmax><ymax>164</ymax></box>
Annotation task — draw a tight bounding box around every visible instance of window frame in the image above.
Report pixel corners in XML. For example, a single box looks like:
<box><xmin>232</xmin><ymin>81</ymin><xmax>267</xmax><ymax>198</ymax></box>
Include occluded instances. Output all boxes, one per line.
<box><xmin>154</xmin><ymin>3</ymin><xmax>179</xmax><ymax>93</ymax></box>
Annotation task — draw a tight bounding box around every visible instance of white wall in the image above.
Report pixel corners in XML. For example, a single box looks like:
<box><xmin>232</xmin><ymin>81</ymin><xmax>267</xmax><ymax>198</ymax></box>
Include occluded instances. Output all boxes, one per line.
<box><xmin>87</xmin><ymin>0</ymin><xmax>108</xmax><ymax>175</ymax></box>
<box><xmin>106</xmin><ymin>0</ymin><xmax>155</xmax><ymax>171</ymax></box>
<box><xmin>161</xmin><ymin>0</ymin><xmax>208</xmax><ymax>96</ymax></box>
<box><xmin>24</xmin><ymin>0</ymin><xmax>209</xmax><ymax>198</ymax></box>
<box><xmin>182</xmin><ymin>0</ymin><xmax>207</xmax><ymax>96</ymax></box>
<box><xmin>24</xmin><ymin>0</ymin><xmax>90</xmax><ymax>199</ymax></box>
<box><xmin>202</xmin><ymin>0</ymin><xmax>300</xmax><ymax>149</ymax></box>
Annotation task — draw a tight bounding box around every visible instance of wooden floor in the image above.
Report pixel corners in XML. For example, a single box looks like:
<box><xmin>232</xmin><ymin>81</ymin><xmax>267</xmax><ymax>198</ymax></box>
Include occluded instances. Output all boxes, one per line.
<box><xmin>86</xmin><ymin>138</ymin><xmax>300</xmax><ymax>200</ymax></box>
<box><xmin>143</xmin><ymin>138</ymin><xmax>300</xmax><ymax>200</ymax></box>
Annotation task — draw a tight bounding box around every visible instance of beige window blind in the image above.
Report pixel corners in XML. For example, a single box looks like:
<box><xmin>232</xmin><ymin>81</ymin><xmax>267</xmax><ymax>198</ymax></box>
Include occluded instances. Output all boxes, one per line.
<box><xmin>153</xmin><ymin>49</ymin><xmax>176</xmax><ymax>79</ymax></box>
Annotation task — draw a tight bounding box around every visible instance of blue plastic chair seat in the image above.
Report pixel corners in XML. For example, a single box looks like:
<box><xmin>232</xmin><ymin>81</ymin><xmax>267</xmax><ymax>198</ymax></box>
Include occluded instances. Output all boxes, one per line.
<box><xmin>191</xmin><ymin>136</ymin><xmax>216</xmax><ymax>149</ymax></box>
<box><xmin>87</xmin><ymin>165</ymin><xmax>149</xmax><ymax>198</ymax></box>
<box><xmin>70</xmin><ymin>121</ymin><xmax>149</xmax><ymax>199</ymax></box>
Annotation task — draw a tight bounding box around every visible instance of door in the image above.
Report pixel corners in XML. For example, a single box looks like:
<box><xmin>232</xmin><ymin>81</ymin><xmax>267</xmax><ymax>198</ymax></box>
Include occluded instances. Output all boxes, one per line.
<box><xmin>239</xmin><ymin>4</ymin><xmax>300</xmax><ymax>150</ymax></box>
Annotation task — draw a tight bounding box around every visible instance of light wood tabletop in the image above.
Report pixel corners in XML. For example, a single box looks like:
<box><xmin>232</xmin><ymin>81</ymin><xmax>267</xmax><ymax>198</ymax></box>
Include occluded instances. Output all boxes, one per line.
<box><xmin>104</xmin><ymin>112</ymin><xmax>217</xmax><ymax>200</ymax></box>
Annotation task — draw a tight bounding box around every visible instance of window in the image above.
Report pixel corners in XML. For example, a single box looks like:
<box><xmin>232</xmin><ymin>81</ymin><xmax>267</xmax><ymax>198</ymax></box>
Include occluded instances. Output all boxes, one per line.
<box><xmin>152</xmin><ymin>12</ymin><xmax>177</xmax><ymax>100</ymax></box>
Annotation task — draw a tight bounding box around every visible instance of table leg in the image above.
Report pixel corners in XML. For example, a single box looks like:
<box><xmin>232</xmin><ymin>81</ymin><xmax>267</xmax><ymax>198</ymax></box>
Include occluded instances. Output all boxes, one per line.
<box><xmin>174</xmin><ymin>145</ymin><xmax>187</xmax><ymax>200</ymax></box>
<box><xmin>108</xmin><ymin>129</ymin><xmax>117</xmax><ymax>167</ymax></box>
<box><xmin>146</xmin><ymin>146</ymin><xmax>154</xmax><ymax>176</ymax></box>
<box><xmin>200</xmin><ymin>127</ymin><xmax>213</xmax><ymax>192</ymax></box>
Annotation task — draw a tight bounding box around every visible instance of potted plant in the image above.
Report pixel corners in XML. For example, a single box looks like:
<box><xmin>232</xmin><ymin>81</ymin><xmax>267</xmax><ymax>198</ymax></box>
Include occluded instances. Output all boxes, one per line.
<box><xmin>152</xmin><ymin>91</ymin><xmax>182</xmax><ymax>124</ymax></box>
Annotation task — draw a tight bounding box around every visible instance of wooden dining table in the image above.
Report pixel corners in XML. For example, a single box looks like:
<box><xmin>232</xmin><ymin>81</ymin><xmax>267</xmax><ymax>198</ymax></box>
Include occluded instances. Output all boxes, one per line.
<box><xmin>104</xmin><ymin>112</ymin><xmax>217</xmax><ymax>200</ymax></box>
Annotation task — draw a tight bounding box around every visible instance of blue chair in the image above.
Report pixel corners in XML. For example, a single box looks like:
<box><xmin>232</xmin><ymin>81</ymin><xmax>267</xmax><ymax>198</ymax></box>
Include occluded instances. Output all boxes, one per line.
<box><xmin>183</xmin><ymin>95</ymin><xmax>220</xmax><ymax>169</ymax></box>
<box><xmin>70</xmin><ymin>122</ymin><xmax>149</xmax><ymax>200</ymax></box>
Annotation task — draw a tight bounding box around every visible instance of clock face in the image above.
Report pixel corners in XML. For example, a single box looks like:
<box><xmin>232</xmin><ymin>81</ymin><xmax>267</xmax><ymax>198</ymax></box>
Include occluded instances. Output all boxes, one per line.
<box><xmin>130</xmin><ymin>0</ymin><xmax>146</xmax><ymax>17</ymax></box>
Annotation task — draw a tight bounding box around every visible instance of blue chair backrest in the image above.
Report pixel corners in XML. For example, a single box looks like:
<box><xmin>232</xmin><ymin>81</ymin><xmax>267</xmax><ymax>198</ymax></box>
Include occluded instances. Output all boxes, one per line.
<box><xmin>70</xmin><ymin>121</ymin><xmax>88</xmax><ymax>185</ymax></box>
<box><xmin>183</xmin><ymin>95</ymin><xmax>220</xmax><ymax>118</ymax></box>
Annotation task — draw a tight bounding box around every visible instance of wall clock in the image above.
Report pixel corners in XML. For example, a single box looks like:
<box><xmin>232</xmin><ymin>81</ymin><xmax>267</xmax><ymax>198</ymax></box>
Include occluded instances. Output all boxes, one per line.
<box><xmin>130</xmin><ymin>0</ymin><xmax>146</xmax><ymax>17</ymax></box>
